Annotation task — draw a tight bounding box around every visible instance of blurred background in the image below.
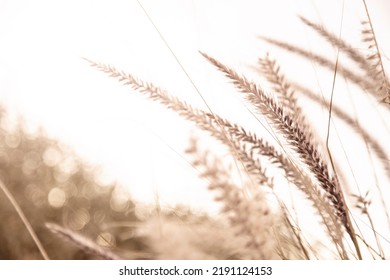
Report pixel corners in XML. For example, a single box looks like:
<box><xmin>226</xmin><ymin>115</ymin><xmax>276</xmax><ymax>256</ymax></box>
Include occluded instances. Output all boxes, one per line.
<box><xmin>0</xmin><ymin>0</ymin><xmax>389</xmax><ymax>259</ymax></box>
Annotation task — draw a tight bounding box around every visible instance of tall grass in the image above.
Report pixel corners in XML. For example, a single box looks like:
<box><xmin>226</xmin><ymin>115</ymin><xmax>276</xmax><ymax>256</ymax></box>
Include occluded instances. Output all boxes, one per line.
<box><xmin>84</xmin><ymin>1</ymin><xmax>389</xmax><ymax>260</ymax></box>
<box><xmin>1</xmin><ymin>2</ymin><xmax>388</xmax><ymax>260</ymax></box>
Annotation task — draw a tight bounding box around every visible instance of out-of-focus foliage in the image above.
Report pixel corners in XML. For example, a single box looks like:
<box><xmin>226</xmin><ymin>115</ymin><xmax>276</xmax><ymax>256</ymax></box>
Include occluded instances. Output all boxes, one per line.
<box><xmin>0</xmin><ymin>106</ymin><xmax>146</xmax><ymax>259</ymax></box>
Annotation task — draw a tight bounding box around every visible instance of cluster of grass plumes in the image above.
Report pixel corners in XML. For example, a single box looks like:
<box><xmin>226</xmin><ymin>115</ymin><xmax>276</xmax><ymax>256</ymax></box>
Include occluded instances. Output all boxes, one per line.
<box><xmin>84</xmin><ymin>4</ymin><xmax>390</xmax><ymax>259</ymax></box>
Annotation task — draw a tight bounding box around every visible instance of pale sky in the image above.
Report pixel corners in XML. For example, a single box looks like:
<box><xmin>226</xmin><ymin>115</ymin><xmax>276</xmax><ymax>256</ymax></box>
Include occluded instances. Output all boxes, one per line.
<box><xmin>0</xmin><ymin>0</ymin><xmax>389</xmax><ymax>215</ymax></box>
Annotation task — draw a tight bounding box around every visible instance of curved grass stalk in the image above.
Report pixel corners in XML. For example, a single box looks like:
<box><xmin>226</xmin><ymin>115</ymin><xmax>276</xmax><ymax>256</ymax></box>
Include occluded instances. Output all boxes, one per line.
<box><xmin>0</xmin><ymin>180</ymin><xmax>49</xmax><ymax>260</ymax></box>
<box><xmin>46</xmin><ymin>223</ymin><xmax>121</xmax><ymax>260</ymax></box>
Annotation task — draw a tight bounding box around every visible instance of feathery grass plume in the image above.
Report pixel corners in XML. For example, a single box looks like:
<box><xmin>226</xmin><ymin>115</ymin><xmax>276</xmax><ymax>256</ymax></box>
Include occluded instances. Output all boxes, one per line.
<box><xmin>256</xmin><ymin>53</ymin><xmax>313</xmax><ymax>145</ymax></box>
<box><xmin>45</xmin><ymin>223</ymin><xmax>121</xmax><ymax>260</ymax></box>
<box><xmin>361</xmin><ymin>1</ymin><xmax>390</xmax><ymax>104</ymax></box>
<box><xmin>352</xmin><ymin>191</ymin><xmax>386</xmax><ymax>259</ymax></box>
<box><xmin>293</xmin><ymin>83</ymin><xmax>390</xmax><ymax>183</ymax></box>
<box><xmin>82</xmin><ymin>58</ymin><xmax>272</xmax><ymax>189</ymax></box>
<box><xmin>291</xmin><ymin>81</ymin><xmax>390</xmax><ymax>235</ymax></box>
<box><xmin>298</xmin><ymin>16</ymin><xmax>371</xmax><ymax>75</ymax></box>
<box><xmin>257</xmin><ymin>53</ymin><xmax>300</xmax><ymax>115</ymax></box>
<box><xmin>200</xmin><ymin>52</ymin><xmax>361</xmax><ymax>259</ymax></box>
<box><xmin>258</xmin><ymin>36</ymin><xmax>376</xmax><ymax>94</ymax></box>
<box><xmin>185</xmin><ymin>136</ymin><xmax>277</xmax><ymax>259</ymax></box>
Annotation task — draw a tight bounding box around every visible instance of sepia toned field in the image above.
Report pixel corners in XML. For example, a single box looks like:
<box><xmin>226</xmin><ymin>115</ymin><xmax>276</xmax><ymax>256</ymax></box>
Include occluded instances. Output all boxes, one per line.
<box><xmin>0</xmin><ymin>0</ymin><xmax>389</xmax><ymax>259</ymax></box>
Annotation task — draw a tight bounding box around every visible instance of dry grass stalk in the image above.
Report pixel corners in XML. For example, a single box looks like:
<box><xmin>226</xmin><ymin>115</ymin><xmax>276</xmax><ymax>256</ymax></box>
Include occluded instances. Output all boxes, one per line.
<box><xmin>45</xmin><ymin>223</ymin><xmax>121</xmax><ymax>260</ymax></box>
<box><xmin>0</xmin><ymin>180</ymin><xmax>49</xmax><ymax>260</ymax></box>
